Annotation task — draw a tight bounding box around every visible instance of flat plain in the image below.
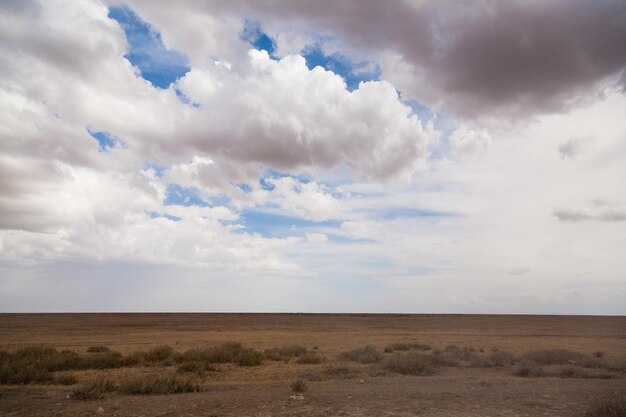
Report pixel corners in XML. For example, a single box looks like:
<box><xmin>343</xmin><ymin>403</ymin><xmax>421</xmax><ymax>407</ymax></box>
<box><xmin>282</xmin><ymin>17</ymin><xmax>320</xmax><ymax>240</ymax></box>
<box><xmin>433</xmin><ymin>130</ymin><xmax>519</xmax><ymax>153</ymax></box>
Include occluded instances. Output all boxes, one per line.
<box><xmin>0</xmin><ymin>313</ymin><xmax>624</xmax><ymax>416</ymax></box>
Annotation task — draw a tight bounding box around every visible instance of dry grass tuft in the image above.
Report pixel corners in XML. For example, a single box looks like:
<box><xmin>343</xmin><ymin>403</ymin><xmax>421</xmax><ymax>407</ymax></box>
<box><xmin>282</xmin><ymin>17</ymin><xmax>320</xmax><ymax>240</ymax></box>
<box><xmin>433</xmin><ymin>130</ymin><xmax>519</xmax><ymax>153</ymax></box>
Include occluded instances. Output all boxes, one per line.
<box><xmin>264</xmin><ymin>345</ymin><xmax>308</xmax><ymax>361</ymax></box>
<box><xmin>118</xmin><ymin>373</ymin><xmax>201</xmax><ymax>395</ymax></box>
<box><xmin>585</xmin><ymin>393</ymin><xmax>626</xmax><ymax>417</ymax></box>
<box><xmin>296</xmin><ymin>352</ymin><xmax>323</xmax><ymax>364</ymax></box>
<box><xmin>86</xmin><ymin>346</ymin><xmax>110</xmax><ymax>353</ymax></box>
<box><xmin>338</xmin><ymin>346</ymin><xmax>383</xmax><ymax>364</ymax></box>
<box><xmin>381</xmin><ymin>352</ymin><xmax>436</xmax><ymax>376</ymax></box>
<box><xmin>322</xmin><ymin>362</ymin><xmax>361</xmax><ymax>379</ymax></box>
<box><xmin>384</xmin><ymin>342</ymin><xmax>431</xmax><ymax>353</ymax></box>
<box><xmin>290</xmin><ymin>379</ymin><xmax>307</xmax><ymax>393</ymax></box>
<box><xmin>513</xmin><ymin>360</ymin><xmax>544</xmax><ymax>377</ymax></box>
<box><xmin>523</xmin><ymin>349</ymin><xmax>586</xmax><ymax>365</ymax></box>
<box><xmin>71</xmin><ymin>375</ymin><xmax>115</xmax><ymax>400</ymax></box>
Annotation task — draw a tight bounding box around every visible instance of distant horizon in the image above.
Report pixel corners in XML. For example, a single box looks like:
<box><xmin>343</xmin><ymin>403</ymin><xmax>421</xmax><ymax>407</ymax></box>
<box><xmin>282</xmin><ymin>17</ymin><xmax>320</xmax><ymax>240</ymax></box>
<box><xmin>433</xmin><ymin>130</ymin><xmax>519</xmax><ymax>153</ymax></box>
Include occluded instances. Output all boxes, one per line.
<box><xmin>1</xmin><ymin>0</ymin><xmax>625</xmax><ymax>314</ymax></box>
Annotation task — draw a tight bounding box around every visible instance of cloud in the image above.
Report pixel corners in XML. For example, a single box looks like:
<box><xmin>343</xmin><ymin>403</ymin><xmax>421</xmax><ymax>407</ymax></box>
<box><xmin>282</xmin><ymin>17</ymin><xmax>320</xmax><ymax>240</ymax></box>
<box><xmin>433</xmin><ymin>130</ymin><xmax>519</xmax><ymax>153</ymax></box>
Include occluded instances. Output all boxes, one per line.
<box><xmin>558</xmin><ymin>137</ymin><xmax>589</xmax><ymax>159</ymax></box>
<box><xmin>124</xmin><ymin>0</ymin><xmax>626</xmax><ymax>118</ymax></box>
<box><xmin>554</xmin><ymin>204</ymin><xmax>626</xmax><ymax>222</ymax></box>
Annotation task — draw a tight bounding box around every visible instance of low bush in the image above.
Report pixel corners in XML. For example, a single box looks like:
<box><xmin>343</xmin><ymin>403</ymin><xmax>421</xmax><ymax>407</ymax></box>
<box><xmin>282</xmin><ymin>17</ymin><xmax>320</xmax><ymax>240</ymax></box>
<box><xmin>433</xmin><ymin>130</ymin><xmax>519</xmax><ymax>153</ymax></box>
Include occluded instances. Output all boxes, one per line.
<box><xmin>290</xmin><ymin>379</ymin><xmax>307</xmax><ymax>393</ymax></box>
<box><xmin>0</xmin><ymin>360</ymin><xmax>52</xmax><ymax>384</ymax></box>
<box><xmin>143</xmin><ymin>345</ymin><xmax>175</xmax><ymax>362</ymax></box>
<box><xmin>264</xmin><ymin>345</ymin><xmax>308</xmax><ymax>361</ymax></box>
<box><xmin>337</xmin><ymin>346</ymin><xmax>383</xmax><ymax>364</ymax></box>
<box><xmin>381</xmin><ymin>352</ymin><xmax>436</xmax><ymax>376</ymax></box>
<box><xmin>86</xmin><ymin>346</ymin><xmax>109</xmax><ymax>353</ymax></box>
<box><xmin>80</xmin><ymin>351</ymin><xmax>123</xmax><ymax>369</ymax></box>
<box><xmin>384</xmin><ymin>342</ymin><xmax>431</xmax><ymax>353</ymax></box>
<box><xmin>71</xmin><ymin>375</ymin><xmax>115</xmax><ymax>400</ymax></box>
<box><xmin>118</xmin><ymin>373</ymin><xmax>200</xmax><ymax>395</ymax></box>
<box><xmin>470</xmin><ymin>350</ymin><xmax>516</xmax><ymax>368</ymax></box>
<box><xmin>322</xmin><ymin>363</ymin><xmax>360</xmax><ymax>379</ymax></box>
<box><xmin>523</xmin><ymin>349</ymin><xmax>586</xmax><ymax>365</ymax></box>
<box><xmin>235</xmin><ymin>349</ymin><xmax>264</xmax><ymax>366</ymax></box>
<box><xmin>585</xmin><ymin>393</ymin><xmax>626</xmax><ymax>417</ymax></box>
<box><xmin>513</xmin><ymin>360</ymin><xmax>544</xmax><ymax>377</ymax></box>
<box><xmin>177</xmin><ymin>361</ymin><xmax>218</xmax><ymax>374</ymax></box>
<box><xmin>296</xmin><ymin>352</ymin><xmax>323</xmax><ymax>364</ymax></box>
<box><xmin>52</xmin><ymin>372</ymin><xmax>77</xmax><ymax>385</ymax></box>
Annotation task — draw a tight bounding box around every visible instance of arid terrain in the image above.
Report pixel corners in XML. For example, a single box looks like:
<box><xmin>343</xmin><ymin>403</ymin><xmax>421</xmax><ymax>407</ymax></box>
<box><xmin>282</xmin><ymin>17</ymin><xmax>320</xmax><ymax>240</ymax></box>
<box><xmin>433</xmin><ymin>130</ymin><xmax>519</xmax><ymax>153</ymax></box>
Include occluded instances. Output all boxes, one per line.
<box><xmin>0</xmin><ymin>314</ymin><xmax>624</xmax><ymax>417</ymax></box>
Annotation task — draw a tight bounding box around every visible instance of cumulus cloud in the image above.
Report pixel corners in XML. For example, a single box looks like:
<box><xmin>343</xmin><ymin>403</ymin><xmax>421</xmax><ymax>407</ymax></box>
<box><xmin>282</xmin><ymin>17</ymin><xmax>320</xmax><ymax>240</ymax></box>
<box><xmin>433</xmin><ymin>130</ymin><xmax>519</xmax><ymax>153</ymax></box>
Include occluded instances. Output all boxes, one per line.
<box><xmin>125</xmin><ymin>0</ymin><xmax>626</xmax><ymax>118</ymax></box>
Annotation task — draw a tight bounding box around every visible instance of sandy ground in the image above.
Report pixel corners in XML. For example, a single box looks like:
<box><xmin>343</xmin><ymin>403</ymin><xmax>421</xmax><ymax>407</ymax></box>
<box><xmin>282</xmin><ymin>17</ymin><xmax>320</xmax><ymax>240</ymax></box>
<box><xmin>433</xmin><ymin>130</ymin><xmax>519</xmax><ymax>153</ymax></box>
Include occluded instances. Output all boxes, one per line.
<box><xmin>0</xmin><ymin>314</ymin><xmax>624</xmax><ymax>416</ymax></box>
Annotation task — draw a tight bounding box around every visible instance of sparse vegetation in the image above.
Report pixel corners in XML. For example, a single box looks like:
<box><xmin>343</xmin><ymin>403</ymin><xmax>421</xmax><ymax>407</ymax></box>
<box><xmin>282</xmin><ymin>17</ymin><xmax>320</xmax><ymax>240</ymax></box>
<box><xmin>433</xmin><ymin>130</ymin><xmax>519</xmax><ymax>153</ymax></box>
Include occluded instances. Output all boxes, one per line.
<box><xmin>86</xmin><ymin>346</ymin><xmax>110</xmax><ymax>353</ymax></box>
<box><xmin>381</xmin><ymin>352</ymin><xmax>436</xmax><ymax>376</ymax></box>
<box><xmin>513</xmin><ymin>360</ymin><xmax>544</xmax><ymax>377</ymax></box>
<box><xmin>118</xmin><ymin>373</ymin><xmax>200</xmax><ymax>395</ymax></box>
<box><xmin>322</xmin><ymin>362</ymin><xmax>361</xmax><ymax>379</ymax></box>
<box><xmin>523</xmin><ymin>349</ymin><xmax>586</xmax><ymax>365</ymax></box>
<box><xmin>296</xmin><ymin>352</ymin><xmax>323</xmax><ymax>364</ymax></box>
<box><xmin>585</xmin><ymin>393</ymin><xmax>626</xmax><ymax>417</ymax></box>
<box><xmin>264</xmin><ymin>345</ymin><xmax>308</xmax><ymax>361</ymax></box>
<box><xmin>384</xmin><ymin>342</ymin><xmax>431</xmax><ymax>353</ymax></box>
<box><xmin>71</xmin><ymin>375</ymin><xmax>115</xmax><ymax>400</ymax></box>
<box><xmin>290</xmin><ymin>379</ymin><xmax>307</xmax><ymax>393</ymax></box>
<box><xmin>338</xmin><ymin>346</ymin><xmax>383</xmax><ymax>364</ymax></box>
<box><xmin>470</xmin><ymin>350</ymin><xmax>516</xmax><ymax>368</ymax></box>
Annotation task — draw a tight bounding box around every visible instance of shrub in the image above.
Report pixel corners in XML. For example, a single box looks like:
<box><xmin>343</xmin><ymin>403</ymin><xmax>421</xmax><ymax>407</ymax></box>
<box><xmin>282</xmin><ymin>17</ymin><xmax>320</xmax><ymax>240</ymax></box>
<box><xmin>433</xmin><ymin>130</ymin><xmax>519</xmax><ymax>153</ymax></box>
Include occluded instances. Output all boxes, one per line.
<box><xmin>523</xmin><ymin>349</ymin><xmax>586</xmax><ymax>365</ymax></box>
<box><xmin>322</xmin><ymin>363</ymin><xmax>360</xmax><ymax>379</ymax></box>
<box><xmin>176</xmin><ymin>361</ymin><xmax>216</xmax><ymax>374</ymax></box>
<box><xmin>264</xmin><ymin>345</ymin><xmax>308</xmax><ymax>361</ymax></box>
<box><xmin>513</xmin><ymin>361</ymin><xmax>544</xmax><ymax>377</ymax></box>
<box><xmin>143</xmin><ymin>345</ymin><xmax>175</xmax><ymax>362</ymax></box>
<box><xmin>384</xmin><ymin>342</ymin><xmax>432</xmax><ymax>353</ymax></box>
<box><xmin>290</xmin><ymin>379</ymin><xmax>307</xmax><ymax>393</ymax></box>
<box><xmin>440</xmin><ymin>345</ymin><xmax>476</xmax><ymax>361</ymax></box>
<box><xmin>593</xmin><ymin>351</ymin><xmax>605</xmax><ymax>358</ymax></box>
<box><xmin>470</xmin><ymin>350</ymin><xmax>516</xmax><ymax>368</ymax></box>
<box><xmin>296</xmin><ymin>352</ymin><xmax>323</xmax><ymax>364</ymax></box>
<box><xmin>0</xmin><ymin>360</ymin><xmax>52</xmax><ymax>384</ymax></box>
<box><xmin>52</xmin><ymin>372</ymin><xmax>77</xmax><ymax>385</ymax></box>
<box><xmin>71</xmin><ymin>375</ymin><xmax>115</xmax><ymax>400</ymax></box>
<box><xmin>235</xmin><ymin>349</ymin><xmax>264</xmax><ymax>366</ymax></box>
<box><xmin>86</xmin><ymin>346</ymin><xmax>110</xmax><ymax>353</ymax></box>
<box><xmin>430</xmin><ymin>350</ymin><xmax>461</xmax><ymax>367</ymax></box>
<box><xmin>337</xmin><ymin>346</ymin><xmax>383</xmax><ymax>364</ymax></box>
<box><xmin>585</xmin><ymin>393</ymin><xmax>626</xmax><ymax>417</ymax></box>
<box><xmin>118</xmin><ymin>373</ymin><xmax>200</xmax><ymax>395</ymax></box>
<box><xmin>382</xmin><ymin>352</ymin><xmax>436</xmax><ymax>376</ymax></box>
<box><xmin>80</xmin><ymin>351</ymin><xmax>123</xmax><ymax>369</ymax></box>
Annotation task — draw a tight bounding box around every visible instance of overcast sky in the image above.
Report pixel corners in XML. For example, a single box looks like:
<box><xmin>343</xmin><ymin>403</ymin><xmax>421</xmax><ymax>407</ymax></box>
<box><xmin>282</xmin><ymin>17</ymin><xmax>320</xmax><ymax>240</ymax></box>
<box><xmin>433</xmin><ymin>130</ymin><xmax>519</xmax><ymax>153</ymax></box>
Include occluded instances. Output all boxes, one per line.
<box><xmin>1</xmin><ymin>0</ymin><xmax>625</xmax><ymax>314</ymax></box>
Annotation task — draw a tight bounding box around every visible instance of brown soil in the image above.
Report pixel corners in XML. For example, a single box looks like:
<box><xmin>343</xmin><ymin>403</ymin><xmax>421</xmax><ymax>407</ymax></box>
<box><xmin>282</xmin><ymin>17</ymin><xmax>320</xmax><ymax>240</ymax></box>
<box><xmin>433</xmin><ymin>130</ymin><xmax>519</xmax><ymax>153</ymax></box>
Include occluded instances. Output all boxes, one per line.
<box><xmin>0</xmin><ymin>313</ymin><xmax>624</xmax><ymax>416</ymax></box>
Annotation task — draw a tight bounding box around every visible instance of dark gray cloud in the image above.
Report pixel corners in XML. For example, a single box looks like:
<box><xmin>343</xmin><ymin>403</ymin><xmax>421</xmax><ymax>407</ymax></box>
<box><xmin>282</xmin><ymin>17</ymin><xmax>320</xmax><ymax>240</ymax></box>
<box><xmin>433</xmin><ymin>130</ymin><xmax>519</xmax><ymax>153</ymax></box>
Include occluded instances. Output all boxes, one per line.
<box><xmin>129</xmin><ymin>0</ymin><xmax>626</xmax><ymax>118</ymax></box>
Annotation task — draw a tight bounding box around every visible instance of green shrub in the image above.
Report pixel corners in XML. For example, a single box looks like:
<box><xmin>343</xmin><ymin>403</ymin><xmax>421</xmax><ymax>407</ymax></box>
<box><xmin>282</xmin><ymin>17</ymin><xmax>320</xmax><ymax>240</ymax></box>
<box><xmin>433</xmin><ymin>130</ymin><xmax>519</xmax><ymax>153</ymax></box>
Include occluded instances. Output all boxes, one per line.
<box><xmin>337</xmin><ymin>346</ymin><xmax>383</xmax><ymax>364</ymax></box>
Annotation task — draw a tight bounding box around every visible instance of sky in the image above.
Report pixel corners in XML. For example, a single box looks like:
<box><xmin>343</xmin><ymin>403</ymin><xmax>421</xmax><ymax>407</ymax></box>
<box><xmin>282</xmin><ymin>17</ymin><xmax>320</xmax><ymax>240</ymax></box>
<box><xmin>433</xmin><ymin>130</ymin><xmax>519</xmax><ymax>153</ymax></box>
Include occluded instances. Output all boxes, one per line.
<box><xmin>0</xmin><ymin>0</ymin><xmax>625</xmax><ymax>314</ymax></box>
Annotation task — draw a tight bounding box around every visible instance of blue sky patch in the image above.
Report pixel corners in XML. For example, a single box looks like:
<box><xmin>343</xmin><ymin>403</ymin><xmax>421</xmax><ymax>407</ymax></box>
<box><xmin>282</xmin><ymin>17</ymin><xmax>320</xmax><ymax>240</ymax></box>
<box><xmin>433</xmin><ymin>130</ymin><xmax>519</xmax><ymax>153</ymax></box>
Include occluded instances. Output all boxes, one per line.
<box><xmin>147</xmin><ymin>211</ymin><xmax>181</xmax><ymax>222</ymax></box>
<box><xmin>240</xmin><ymin>209</ymin><xmax>340</xmax><ymax>237</ymax></box>
<box><xmin>301</xmin><ymin>44</ymin><xmax>381</xmax><ymax>91</ymax></box>
<box><xmin>241</xmin><ymin>19</ymin><xmax>276</xmax><ymax>56</ymax></box>
<box><xmin>87</xmin><ymin>129</ymin><xmax>122</xmax><ymax>151</ymax></box>
<box><xmin>108</xmin><ymin>5</ymin><xmax>190</xmax><ymax>88</ymax></box>
<box><xmin>164</xmin><ymin>184</ymin><xmax>209</xmax><ymax>207</ymax></box>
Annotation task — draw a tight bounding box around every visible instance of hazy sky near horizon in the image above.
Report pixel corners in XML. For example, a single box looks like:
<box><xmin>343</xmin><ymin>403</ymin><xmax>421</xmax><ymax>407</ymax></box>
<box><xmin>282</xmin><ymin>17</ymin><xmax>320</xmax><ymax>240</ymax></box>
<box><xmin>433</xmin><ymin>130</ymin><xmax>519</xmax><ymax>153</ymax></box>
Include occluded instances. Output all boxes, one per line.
<box><xmin>1</xmin><ymin>0</ymin><xmax>625</xmax><ymax>314</ymax></box>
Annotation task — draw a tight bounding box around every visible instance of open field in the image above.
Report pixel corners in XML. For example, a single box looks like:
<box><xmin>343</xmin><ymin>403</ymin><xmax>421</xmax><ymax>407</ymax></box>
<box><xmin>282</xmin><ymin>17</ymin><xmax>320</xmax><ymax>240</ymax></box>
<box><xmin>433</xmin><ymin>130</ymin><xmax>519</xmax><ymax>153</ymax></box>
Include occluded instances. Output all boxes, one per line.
<box><xmin>0</xmin><ymin>313</ymin><xmax>624</xmax><ymax>416</ymax></box>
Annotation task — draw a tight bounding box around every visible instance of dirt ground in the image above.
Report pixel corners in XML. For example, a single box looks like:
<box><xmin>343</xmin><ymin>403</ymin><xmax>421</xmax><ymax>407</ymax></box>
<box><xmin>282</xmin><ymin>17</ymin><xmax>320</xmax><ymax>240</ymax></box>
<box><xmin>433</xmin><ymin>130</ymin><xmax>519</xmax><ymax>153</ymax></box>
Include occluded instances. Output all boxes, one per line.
<box><xmin>0</xmin><ymin>313</ymin><xmax>624</xmax><ymax>416</ymax></box>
